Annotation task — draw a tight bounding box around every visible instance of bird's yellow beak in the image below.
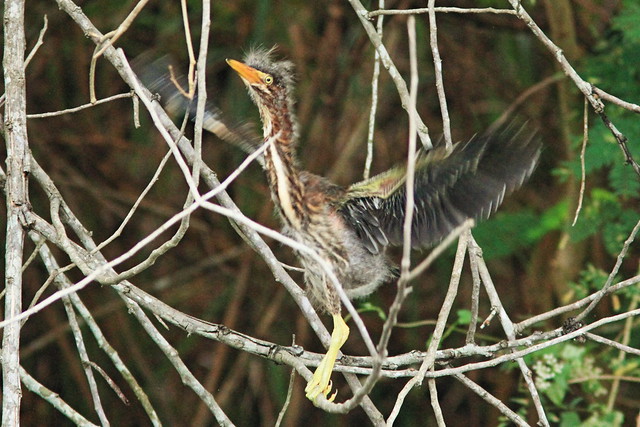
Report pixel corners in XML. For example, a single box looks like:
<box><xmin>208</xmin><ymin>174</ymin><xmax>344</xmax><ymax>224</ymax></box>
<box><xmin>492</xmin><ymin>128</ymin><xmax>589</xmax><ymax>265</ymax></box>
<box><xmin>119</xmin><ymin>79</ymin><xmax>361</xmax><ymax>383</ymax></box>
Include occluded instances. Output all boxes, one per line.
<box><xmin>226</xmin><ymin>59</ymin><xmax>264</xmax><ymax>85</ymax></box>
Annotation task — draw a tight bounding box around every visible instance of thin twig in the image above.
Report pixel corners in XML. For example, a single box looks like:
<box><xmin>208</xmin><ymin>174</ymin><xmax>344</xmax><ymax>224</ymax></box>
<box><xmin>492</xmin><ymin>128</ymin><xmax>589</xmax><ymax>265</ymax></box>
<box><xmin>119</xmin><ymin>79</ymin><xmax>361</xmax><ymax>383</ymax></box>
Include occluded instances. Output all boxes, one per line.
<box><xmin>576</xmin><ymin>218</ymin><xmax>640</xmax><ymax>322</ymax></box>
<box><xmin>597</xmin><ymin>112</ymin><xmax>640</xmax><ymax>176</ymax></box>
<box><xmin>471</xmin><ymin>236</ymin><xmax>550</xmax><ymax>426</ymax></box>
<box><xmin>572</xmin><ymin>98</ymin><xmax>589</xmax><ymax>226</ymax></box>
<box><xmin>388</xmin><ymin>234</ymin><xmax>469</xmax><ymax>425</ymax></box>
<box><xmin>363</xmin><ymin>0</ymin><xmax>384</xmax><ymax>180</ymax></box>
<box><xmin>91</xmin><ymin>149</ymin><xmax>173</xmax><ymax>254</ymax></box>
<box><xmin>22</xmin><ymin>263</ymin><xmax>74</xmax><ymax>326</ymax></box>
<box><xmin>355</xmin><ymin>16</ymin><xmax>421</xmax><ymax>418</ymax></box>
<box><xmin>515</xmin><ymin>275</ymin><xmax>640</xmax><ymax>332</ymax></box>
<box><xmin>585</xmin><ymin>333</ymin><xmax>640</xmax><ymax>357</ymax></box>
<box><xmin>21</xmin><ymin>238</ymin><xmax>45</xmax><ymax>272</ymax></box>
<box><xmin>347</xmin><ymin>0</ymin><xmax>432</xmax><ymax>148</ymax></box>
<box><xmin>407</xmin><ymin>220</ymin><xmax>474</xmax><ymax>281</ymax></box>
<box><xmin>606</xmin><ymin>294</ymin><xmax>639</xmax><ymax>410</ymax></box>
<box><xmin>465</xmin><ymin>230</ymin><xmax>481</xmax><ymax>344</ymax></box>
<box><xmin>190</xmin><ymin>0</ymin><xmax>211</xmax><ymax>195</ymax></box>
<box><xmin>593</xmin><ymin>86</ymin><xmax>640</xmax><ymax>114</ymax></box>
<box><xmin>368</xmin><ymin>7</ymin><xmax>517</xmax><ymax>18</ymax></box>
<box><xmin>85</xmin><ymin>361</ymin><xmax>129</xmax><ymax>405</ymax></box>
<box><xmin>21</xmin><ymin>365</ymin><xmax>97</xmax><ymax>426</ymax></box>
<box><xmin>454</xmin><ymin>374</ymin><xmax>528</xmax><ymax>427</ymax></box>
<box><xmin>89</xmin><ymin>41</ymin><xmax>102</xmax><ymax>103</ymax></box>
<box><xmin>121</xmin><ymin>297</ymin><xmax>235</xmax><ymax>426</ymax></box>
<box><xmin>180</xmin><ymin>0</ymin><xmax>197</xmax><ymax>98</ymax></box>
<box><xmin>93</xmin><ymin>0</ymin><xmax>150</xmax><ymax>58</ymax></box>
<box><xmin>492</xmin><ymin>73</ymin><xmax>564</xmax><ymax>129</ymax></box>
<box><xmin>400</xmin><ymin>15</ymin><xmax>419</xmax><ymax>283</ymax></box>
<box><xmin>508</xmin><ymin>0</ymin><xmax>640</xmax><ymax>177</ymax></box>
<box><xmin>27</xmin><ymin>92</ymin><xmax>134</xmax><ymax>118</ymax></box>
<box><xmin>60</xmin><ymin>283</ymin><xmax>111</xmax><ymax>426</ymax></box>
<box><xmin>24</xmin><ymin>15</ymin><xmax>48</xmax><ymax>68</ymax></box>
<box><xmin>428</xmin><ymin>376</ymin><xmax>446</xmax><ymax>427</ymax></box>
<box><xmin>428</xmin><ymin>0</ymin><xmax>452</xmax><ymax>150</ymax></box>
<box><xmin>275</xmin><ymin>368</ymin><xmax>296</xmax><ymax>427</ymax></box>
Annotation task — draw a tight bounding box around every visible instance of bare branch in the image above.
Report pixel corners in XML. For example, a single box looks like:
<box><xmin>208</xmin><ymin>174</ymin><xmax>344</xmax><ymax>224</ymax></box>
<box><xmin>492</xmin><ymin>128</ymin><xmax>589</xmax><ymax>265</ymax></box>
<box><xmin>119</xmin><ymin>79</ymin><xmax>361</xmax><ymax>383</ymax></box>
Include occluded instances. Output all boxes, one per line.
<box><xmin>428</xmin><ymin>377</ymin><xmax>446</xmax><ymax>427</ymax></box>
<box><xmin>428</xmin><ymin>0</ymin><xmax>452</xmax><ymax>150</ymax></box>
<box><xmin>368</xmin><ymin>7</ymin><xmax>517</xmax><ymax>18</ymax></box>
<box><xmin>572</xmin><ymin>98</ymin><xmax>589</xmax><ymax>226</ymax></box>
<box><xmin>93</xmin><ymin>0</ymin><xmax>150</xmax><ymax>58</ymax></box>
<box><xmin>363</xmin><ymin>0</ymin><xmax>384</xmax><ymax>180</ymax></box>
<box><xmin>454</xmin><ymin>374</ymin><xmax>528</xmax><ymax>427</ymax></box>
<box><xmin>21</xmin><ymin>366</ymin><xmax>98</xmax><ymax>426</ymax></box>
<box><xmin>24</xmin><ymin>14</ymin><xmax>48</xmax><ymax>68</ymax></box>
<box><xmin>60</xmin><ymin>289</ymin><xmax>110</xmax><ymax>426</ymax></box>
<box><xmin>347</xmin><ymin>0</ymin><xmax>433</xmax><ymax>148</ymax></box>
<box><xmin>593</xmin><ymin>87</ymin><xmax>640</xmax><ymax>114</ymax></box>
<box><xmin>576</xmin><ymin>218</ymin><xmax>640</xmax><ymax>322</ymax></box>
<box><xmin>470</xmin><ymin>235</ymin><xmax>550</xmax><ymax>426</ymax></box>
<box><xmin>31</xmin><ymin>232</ymin><xmax>162</xmax><ymax>425</ymax></box>
<box><xmin>27</xmin><ymin>92</ymin><xmax>134</xmax><ymax>118</ymax></box>
<box><xmin>121</xmin><ymin>297</ymin><xmax>234</xmax><ymax>426</ymax></box>
<box><xmin>507</xmin><ymin>0</ymin><xmax>640</xmax><ymax>177</ymax></box>
<box><xmin>3</xmin><ymin>0</ymin><xmax>30</xmax><ymax>421</ymax></box>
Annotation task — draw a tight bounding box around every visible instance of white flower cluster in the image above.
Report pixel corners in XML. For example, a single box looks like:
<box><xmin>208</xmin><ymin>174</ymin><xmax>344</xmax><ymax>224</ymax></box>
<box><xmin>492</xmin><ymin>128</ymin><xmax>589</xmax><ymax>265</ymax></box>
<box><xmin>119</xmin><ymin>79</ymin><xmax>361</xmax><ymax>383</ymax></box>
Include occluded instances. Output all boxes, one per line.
<box><xmin>533</xmin><ymin>353</ymin><xmax>565</xmax><ymax>391</ymax></box>
<box><xmin>572</xmin><ymin>356</ymin><xmax>607</xmax><ymax>397</ymax></box>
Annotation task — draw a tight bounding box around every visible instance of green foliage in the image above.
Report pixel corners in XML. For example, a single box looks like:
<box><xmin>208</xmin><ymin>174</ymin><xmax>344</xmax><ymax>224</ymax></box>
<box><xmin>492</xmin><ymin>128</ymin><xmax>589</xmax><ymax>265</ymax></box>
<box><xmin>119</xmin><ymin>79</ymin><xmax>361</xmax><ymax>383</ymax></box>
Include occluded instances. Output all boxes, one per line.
<box><xmin>569</xmin><ymin>264</ymin><xmax>610</xmax><ymax>299</ymax></box>
<box><xmin>564</xmin><ymin>1</ymin><xmax>640</xmax><ymax>257</ymax></box>
<box><xmin>351</xmin><ymin>301</ymin><xmax>387</xmax><ymax>322</ymax></box>
<box><xmin>474</xmin><ymin>202</ymin><xmax>567</xmax><ymax>259</ymax></box>
<box><xmin>519</xmin><ymin>343</ymin><xmax>627</xmax><ymax>426</ymax></box>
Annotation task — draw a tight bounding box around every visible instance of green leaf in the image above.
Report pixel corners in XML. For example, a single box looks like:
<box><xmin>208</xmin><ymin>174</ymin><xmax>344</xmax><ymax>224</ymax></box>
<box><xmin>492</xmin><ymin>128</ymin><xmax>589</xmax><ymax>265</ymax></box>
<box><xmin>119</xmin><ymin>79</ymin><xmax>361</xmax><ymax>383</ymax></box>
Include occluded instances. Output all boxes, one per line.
<box><xmin>609</xmin><ymin>162</ymin><xmax>640</xmax><ymax>197</ymax></box>
<box><xmin>355</xmin><ymin>302</ymin><xmax>387</xmax><ymax>321</ymax></box>
<box><xmin>543</xmin><ymin>364</ymin><xmax>570</xmax><ymax>406</ymax></box>
<box><xmin>559</xmin><ymin>411</ymin><xmax>581</xmax><ymax>427</ymax></box>
<box><xmin>456</xmin><ymin>309</ymin><xmax>472</xmax><ymax>326</ymax></box>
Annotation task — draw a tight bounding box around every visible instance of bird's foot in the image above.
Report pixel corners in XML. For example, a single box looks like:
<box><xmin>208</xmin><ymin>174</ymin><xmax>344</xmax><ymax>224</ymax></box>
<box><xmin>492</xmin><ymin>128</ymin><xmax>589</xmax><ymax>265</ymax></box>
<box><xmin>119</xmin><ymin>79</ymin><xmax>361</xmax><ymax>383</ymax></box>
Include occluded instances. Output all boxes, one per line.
<box><xmin>305</xmin><ymin>370</ymin><xmax>336</xmax><ymax>402</ymax></box>
<box><xmin>305</xmin><ymin>314</ymin><xmax>349</xmax><ymax>403</ymax></box>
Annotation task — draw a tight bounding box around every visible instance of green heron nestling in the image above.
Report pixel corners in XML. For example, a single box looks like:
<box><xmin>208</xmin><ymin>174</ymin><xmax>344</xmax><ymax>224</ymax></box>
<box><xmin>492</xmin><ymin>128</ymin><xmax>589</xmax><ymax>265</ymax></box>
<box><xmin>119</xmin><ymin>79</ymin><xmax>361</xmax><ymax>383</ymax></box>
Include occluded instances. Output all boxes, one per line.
<box><xmin>138</xmin><ymin>47</ymin><xmax>541</xmax><ymax>403</ymax></box>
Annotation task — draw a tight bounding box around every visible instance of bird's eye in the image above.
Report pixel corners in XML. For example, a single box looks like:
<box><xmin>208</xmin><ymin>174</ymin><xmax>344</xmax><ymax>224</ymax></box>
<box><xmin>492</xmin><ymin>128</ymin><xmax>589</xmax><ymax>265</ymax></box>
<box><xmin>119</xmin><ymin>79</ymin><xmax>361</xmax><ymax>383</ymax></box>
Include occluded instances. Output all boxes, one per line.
<box><xmin>264</xmin><ymin>75</ymin><xmax>274</xmax><ymax>85</ymax></box>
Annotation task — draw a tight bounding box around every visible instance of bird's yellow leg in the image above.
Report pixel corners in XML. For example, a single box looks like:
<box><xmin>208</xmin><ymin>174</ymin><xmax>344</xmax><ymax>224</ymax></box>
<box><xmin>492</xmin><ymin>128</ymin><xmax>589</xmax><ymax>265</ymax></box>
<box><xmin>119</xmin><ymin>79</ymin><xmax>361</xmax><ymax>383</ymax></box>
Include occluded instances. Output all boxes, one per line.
<box><xmin>305</xmin><ymin>314</ymin><xmax>350</xmax><ymax>402</ymax></box>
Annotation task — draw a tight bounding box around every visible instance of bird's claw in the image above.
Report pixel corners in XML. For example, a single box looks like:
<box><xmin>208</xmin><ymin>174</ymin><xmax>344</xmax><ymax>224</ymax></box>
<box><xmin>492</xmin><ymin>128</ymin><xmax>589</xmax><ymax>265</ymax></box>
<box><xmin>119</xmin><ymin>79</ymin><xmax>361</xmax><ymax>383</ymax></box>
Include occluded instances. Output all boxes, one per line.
<box><xmin>305</xmin><ymin>372</ymin><xmax>333</xmax><ymax>402</ymax></box>
<box><xmin>305</xmin><ymin>379</ymin><xmax>338</xmax><ymax>403</ymax></box>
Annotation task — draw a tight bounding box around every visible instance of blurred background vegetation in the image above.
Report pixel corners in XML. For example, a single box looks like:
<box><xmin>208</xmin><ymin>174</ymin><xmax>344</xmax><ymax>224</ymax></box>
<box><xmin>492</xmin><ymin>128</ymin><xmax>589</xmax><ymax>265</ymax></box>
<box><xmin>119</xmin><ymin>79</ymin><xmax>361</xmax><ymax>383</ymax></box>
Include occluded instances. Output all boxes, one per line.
<box><xmin>5</xmin><ymin>0</ymin><xmax>640</xmax><ymax>425</ymax></box>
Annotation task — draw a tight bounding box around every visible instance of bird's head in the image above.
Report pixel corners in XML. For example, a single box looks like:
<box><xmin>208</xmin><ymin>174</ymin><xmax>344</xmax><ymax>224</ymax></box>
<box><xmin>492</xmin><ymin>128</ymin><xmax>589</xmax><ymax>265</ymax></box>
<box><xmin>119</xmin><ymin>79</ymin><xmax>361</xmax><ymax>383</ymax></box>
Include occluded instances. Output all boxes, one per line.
<box><xmin>226</xmin><ymin>47</ymin><xmax>297</xmax><ymax>139</ymax></box>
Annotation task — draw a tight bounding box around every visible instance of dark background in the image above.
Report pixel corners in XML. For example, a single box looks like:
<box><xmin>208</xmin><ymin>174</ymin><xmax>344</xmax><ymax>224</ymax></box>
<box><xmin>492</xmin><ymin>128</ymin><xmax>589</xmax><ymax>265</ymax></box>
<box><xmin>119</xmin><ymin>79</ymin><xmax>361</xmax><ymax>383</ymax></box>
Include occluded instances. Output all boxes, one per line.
<box><xmin>7</xmin><ymin>0</ymin><xmax>640</xmax><ymax>425</ymax></box>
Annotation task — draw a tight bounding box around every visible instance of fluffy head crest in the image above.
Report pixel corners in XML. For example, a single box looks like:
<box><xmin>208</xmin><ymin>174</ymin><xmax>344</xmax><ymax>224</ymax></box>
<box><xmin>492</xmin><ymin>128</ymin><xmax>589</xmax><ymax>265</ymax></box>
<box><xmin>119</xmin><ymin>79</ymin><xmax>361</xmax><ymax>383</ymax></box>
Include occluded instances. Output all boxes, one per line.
<box><xmin>242</xmin><ymin>46</ymin><xmax>296</xmax><ymax>90</ymax></box>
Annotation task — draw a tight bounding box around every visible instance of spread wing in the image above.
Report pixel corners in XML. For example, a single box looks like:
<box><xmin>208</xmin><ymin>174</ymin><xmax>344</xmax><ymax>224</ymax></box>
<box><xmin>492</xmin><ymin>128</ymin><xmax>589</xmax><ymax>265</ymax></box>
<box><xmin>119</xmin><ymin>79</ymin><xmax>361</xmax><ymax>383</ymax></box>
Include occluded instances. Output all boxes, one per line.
<box><xmin>133</xmin><ymin>54</ymin><xmax>263</xmax><ymax>162</ymax></box>
<box><xmin>339</xmin><ymin>122</ymin><xmax>541</xmax><ymax>254</ymax></box>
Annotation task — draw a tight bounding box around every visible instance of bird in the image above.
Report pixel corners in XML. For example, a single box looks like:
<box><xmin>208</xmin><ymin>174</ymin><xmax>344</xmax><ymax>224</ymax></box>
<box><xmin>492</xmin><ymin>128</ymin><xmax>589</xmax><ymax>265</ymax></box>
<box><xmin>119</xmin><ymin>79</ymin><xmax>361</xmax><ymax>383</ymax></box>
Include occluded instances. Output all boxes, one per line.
<box><xmin>137</xmin><ymin>47</ymin><xmax>541</xmax><ymax>403</ymax></box>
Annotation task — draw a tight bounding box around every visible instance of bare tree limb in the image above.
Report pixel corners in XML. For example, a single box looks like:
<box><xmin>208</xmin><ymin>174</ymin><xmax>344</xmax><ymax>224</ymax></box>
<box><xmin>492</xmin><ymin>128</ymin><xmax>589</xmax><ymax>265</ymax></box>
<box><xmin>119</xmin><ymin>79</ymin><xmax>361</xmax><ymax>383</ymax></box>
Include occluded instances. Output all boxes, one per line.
<box><xmin>3</xmin><ymin>0</ymin><xmax>30</xmax><ymax>423</ymax></box>
<box><xmin>31</xmin><ymin>232</ymin><xmax>162</xmax><ymax>426</ymax></box>
<box><xmin>368</xmin><ymin>7</ymin><xmax>517</xmax><ymax>18</ymax></box>
<box><xmin>20</xmin><ymin>365</ymin><xmax>98</xmax><ymax>426</ymax></box>
<box><xmin>428</xmin><ymin>0</ymin><xmax>452</xmax><ymax>150</ymax></box>
<box><xmin>347</xmin><ymin>0</ymin><xmax>433</xmax><ymax>149</ymax></box>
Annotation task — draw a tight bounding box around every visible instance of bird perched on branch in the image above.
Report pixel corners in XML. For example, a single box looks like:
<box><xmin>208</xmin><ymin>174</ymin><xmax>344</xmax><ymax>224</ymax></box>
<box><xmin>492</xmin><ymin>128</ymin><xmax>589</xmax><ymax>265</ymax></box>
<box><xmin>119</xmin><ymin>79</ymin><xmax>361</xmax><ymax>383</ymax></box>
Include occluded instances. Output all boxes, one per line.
<box><xmin>138</xmin><ymin>47</ymin><xmax>541</xmax><ymax>403</ymax></box>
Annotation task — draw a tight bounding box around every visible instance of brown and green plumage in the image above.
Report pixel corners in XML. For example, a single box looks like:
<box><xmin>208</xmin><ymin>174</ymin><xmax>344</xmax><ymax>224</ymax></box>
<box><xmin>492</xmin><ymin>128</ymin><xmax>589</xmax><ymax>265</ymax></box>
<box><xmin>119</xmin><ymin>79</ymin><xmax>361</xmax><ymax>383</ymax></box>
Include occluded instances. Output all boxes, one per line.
<box><xmin>138</xmin><ymin>47</ymin><xmax>541</xmax><ymax>402</ymax></box>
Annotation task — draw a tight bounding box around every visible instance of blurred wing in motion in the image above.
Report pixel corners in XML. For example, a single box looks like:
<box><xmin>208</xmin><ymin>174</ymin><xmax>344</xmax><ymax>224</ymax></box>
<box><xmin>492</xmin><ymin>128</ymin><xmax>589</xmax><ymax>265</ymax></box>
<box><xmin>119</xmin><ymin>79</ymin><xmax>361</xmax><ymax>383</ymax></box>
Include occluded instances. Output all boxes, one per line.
<box><xmin>132</xmin><ymin>54</ymin><xmax>263</xmax><ymax>163</ymax></box>
<box><xmin>340</xmin><ymin>122</ymin><xmax>541</xmax><ymax>254</ymax></box>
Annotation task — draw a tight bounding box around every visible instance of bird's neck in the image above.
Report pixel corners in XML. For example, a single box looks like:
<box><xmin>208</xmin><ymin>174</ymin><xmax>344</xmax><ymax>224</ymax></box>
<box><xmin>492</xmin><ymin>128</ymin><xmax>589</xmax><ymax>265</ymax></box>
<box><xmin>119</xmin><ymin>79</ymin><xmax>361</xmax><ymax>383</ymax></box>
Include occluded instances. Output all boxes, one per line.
<box><xmin>262</xmin><ymin>107</ymin><xmax>309</xmax><ymax>229</ymax></box>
